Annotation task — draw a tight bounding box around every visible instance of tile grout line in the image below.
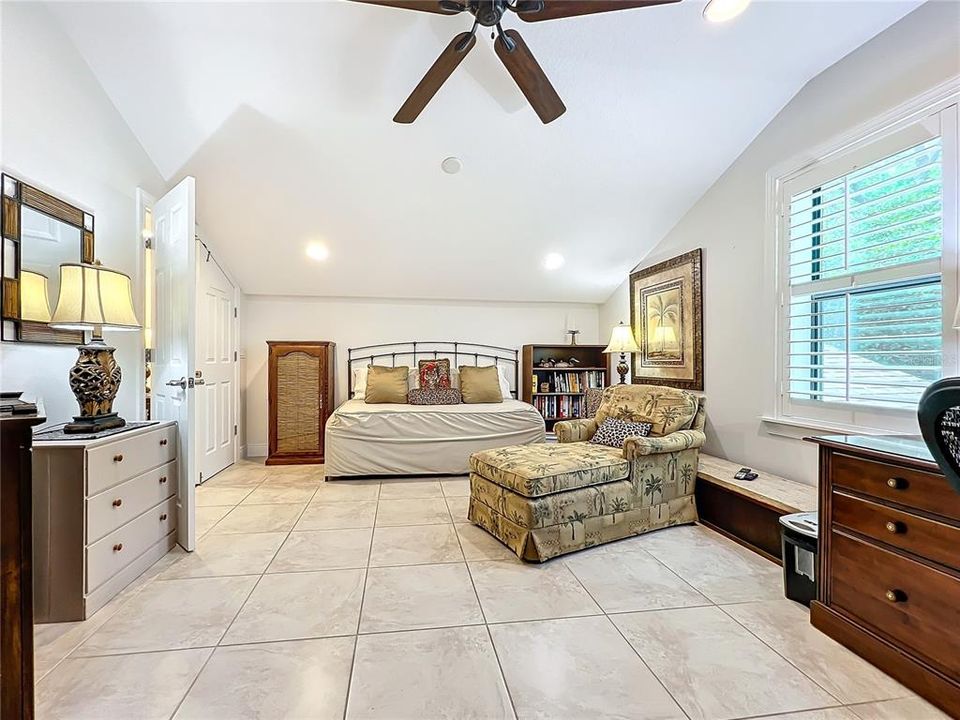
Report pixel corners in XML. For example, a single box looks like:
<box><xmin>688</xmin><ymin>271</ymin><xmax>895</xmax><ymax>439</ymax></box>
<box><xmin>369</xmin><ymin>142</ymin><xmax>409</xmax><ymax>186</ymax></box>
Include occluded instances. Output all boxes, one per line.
<box><xmin>341</xmin><ymin>480</ymin><xmax>381</xmax><ymax>720</ymax></box>
<box><xmin>558</xmin><ymin>558</ymin><xmax>694</xmax><ymax>720</ymax></box>
<box><xmin>457</xmin><ymin>519</ymin><xmax>521</xmax><ymax>720</ymax></box>
<box><xmin>717</xmin><ymin>603</ymin><xmax>852</xmax><ymax>709</ymax></box>
<box><xmin>167</xmin><ymin>476</ymin><xmax>280</xmax><ymax>719</ymax></box>
<box><xmin>168</xmin><ymin>469</ymin><xmax>320</xmax><ymax>717</ymax></box>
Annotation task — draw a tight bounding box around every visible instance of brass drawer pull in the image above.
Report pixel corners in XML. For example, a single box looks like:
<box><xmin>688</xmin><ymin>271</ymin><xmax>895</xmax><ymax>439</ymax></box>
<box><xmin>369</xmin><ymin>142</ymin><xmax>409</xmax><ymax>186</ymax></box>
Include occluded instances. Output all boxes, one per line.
<box><xmin>160</xmin><ymin>438</ymin><xmax>168</xmax><ymax>447</ymax></box>
<box><xmin>113</xmin><ymin>454</ymin><xmax>124</xmax><ymax>463</ymax></box>
<box><xmin>112</xmin><ymin>498</ymin><xmax>123</xmax><ymax>508</ymax></box>
<box><xmin>885</xmin><ymin>589</ymin><xmax>906</xmax><ymax>603</ymax></box>
<box><xmin>159</xmin><ymin>476</ymin><xmax>168</xmax><ymax>484</ymax></box>
<box><xmin>885</xmin><ymin>521</ymin><xmax>903</xmax><ymax>534</ymax></box>
<box><xmin>113</xmin><ymin>543</ymin><xmax>124</xmax><ymax>552</ymax></box>
<box><xmin>160</xmin><ymin>513</ymin><xmax>168</xmax><ymax>521</ymax></box>
<box><xmin>886</xmin><ymin>477</ymin><xmax>905</xmax><ymax>489</ymax></box>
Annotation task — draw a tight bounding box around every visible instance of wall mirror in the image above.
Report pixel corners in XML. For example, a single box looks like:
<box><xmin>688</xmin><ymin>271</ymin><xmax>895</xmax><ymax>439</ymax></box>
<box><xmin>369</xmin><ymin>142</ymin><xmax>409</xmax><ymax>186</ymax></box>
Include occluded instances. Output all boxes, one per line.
<box><xmin>1</xmin><ymin>173</ymin><xmax>94</xmax><ymax>344</ymax></box>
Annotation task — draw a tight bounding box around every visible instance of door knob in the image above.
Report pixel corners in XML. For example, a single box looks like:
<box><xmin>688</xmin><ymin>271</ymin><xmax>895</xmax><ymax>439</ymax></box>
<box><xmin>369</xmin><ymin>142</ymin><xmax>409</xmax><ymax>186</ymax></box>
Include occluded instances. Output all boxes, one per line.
<box><xmin>166</xmin><ymin>377</ymin><xmax>187</xmax><ymax>390</ymax></box>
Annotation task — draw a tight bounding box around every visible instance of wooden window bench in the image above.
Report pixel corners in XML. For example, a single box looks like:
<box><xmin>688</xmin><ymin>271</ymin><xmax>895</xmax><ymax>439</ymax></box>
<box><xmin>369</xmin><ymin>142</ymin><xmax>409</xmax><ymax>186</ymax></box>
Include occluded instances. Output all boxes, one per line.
<box><xmin>695</xmin><ymin>454</ymin><xmax>817</xmax><ymax>564</ymax></box>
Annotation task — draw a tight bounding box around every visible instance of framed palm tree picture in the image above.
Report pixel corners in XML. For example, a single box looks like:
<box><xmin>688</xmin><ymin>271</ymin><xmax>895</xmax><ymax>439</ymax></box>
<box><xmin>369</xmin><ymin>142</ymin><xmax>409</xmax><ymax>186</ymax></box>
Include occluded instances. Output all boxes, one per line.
<box><xmin>629</xmin><ymin>248</ymin><xmax>703</xmax><ymax>390</ymax></box>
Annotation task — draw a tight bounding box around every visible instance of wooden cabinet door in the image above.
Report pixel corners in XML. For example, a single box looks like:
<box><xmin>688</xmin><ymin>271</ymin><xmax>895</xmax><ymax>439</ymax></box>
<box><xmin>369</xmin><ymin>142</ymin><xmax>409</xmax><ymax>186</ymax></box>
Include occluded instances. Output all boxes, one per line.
<box><xmin>267</xmin><ymin>342</ymin><xmax>335</xmax><ymax>465</ymax></box>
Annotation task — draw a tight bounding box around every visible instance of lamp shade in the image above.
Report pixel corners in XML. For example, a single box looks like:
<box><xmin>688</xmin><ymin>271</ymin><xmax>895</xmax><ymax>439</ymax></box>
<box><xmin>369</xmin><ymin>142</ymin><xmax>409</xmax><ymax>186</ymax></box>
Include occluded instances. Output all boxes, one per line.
<box><xmin>19</xmin><ymin>270</ymin><xmax>52</xmax><ymax>323</ymax></box>
<box><xmin>50</xmin><ymin>262</ymin><xmax>140</xmax><ymax>331</ymax></box>
<box><xmin>603</xmin><ymin>322</ymin><xmax>640</xmax><ymax>354</ymax></box>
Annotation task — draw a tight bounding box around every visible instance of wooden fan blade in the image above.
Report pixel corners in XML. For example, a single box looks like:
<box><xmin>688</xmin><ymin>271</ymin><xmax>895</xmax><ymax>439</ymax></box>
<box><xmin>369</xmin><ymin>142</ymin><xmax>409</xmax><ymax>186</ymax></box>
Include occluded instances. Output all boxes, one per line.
<box><xmin>494</xmin><ymin>29</ymin><xmax>565</xmax><ymax>124</ymax></box>
<box><xmin>348</xmin><ymin>0</ymin><xmax>459</xmax><ymax>15</ymax></box>
<box><xmin>394</xmin><ymin>32</ymin><xmax>476</xmax><ymax>124</ymax></box>
<box><xmin>517</xmin><ymin>0</ymin><xmax>680</xmax><ymax>22</ymax></box>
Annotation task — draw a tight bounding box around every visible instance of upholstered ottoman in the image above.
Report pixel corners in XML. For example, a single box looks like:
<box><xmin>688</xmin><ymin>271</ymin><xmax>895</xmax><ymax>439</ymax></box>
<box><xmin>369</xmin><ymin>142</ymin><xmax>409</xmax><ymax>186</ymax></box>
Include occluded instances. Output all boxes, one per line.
<box><xmin>468</xmin><ymin>441</ymin><xmax>699</xmax><ymax>562</ymax></box>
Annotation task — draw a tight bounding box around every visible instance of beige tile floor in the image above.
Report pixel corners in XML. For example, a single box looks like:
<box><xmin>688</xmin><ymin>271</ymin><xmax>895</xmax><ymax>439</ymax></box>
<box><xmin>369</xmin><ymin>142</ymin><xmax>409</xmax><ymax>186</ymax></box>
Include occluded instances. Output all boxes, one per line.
<box><xmin>33</xmin><ymin>460</ymin><xmax>951</xmax><ymax>720</ymax></box>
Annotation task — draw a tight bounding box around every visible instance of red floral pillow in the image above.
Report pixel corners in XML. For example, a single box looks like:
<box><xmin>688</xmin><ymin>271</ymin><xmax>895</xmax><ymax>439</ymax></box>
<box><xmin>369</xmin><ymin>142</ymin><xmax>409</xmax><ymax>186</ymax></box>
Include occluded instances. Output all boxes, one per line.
<box><xmin>418</xmin><ymin>359</ymin><xmax>451</xmax><ymax>389</ymax></box>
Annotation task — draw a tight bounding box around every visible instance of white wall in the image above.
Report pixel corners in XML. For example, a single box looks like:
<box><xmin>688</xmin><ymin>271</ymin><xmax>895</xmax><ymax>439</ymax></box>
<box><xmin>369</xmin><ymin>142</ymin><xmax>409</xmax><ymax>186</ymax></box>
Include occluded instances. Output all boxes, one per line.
<box><xmin>600</xmin><ymin>1</ymin><xmax>960</xmax><ymax>485</ymax></box>
<box><xmin>243</xmin><ymin>295</ymin><xmax>599</xmax><ymax>456</ymax></box>
<box><xmin>0</xmin><ymin>3</ymin><xmax>164</xmax><ymax>429</ymax></box>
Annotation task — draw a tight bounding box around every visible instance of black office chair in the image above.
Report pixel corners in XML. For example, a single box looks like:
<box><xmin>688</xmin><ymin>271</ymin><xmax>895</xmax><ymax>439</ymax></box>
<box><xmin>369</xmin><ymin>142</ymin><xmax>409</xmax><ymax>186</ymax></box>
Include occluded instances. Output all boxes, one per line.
<box><xmin>918</xmin><ymin>377</ymin><xmax>960</xmax><ymax>494</ymax></box>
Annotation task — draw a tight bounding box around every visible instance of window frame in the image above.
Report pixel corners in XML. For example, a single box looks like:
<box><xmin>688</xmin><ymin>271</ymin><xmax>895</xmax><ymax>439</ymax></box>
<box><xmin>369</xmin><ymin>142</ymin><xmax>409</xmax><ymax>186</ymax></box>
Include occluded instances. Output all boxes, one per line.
<box><xmin>766</xmin><ymin>88</ymin><xmax>959</xmax><ymax>436</ymax></box>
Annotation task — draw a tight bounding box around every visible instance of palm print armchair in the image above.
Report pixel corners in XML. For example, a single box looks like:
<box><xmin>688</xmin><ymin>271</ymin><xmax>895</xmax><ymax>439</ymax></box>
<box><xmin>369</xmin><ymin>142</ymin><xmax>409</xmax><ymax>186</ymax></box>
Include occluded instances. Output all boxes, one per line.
<box><xmin>467</xmin><ymin>384</ymin><xmax>705</xmax><ymax>561</ymax></box>
<box><xmin>557</xmin><ymin>382</ymin><xmax>705</xmax><ymax>492</ymax></box>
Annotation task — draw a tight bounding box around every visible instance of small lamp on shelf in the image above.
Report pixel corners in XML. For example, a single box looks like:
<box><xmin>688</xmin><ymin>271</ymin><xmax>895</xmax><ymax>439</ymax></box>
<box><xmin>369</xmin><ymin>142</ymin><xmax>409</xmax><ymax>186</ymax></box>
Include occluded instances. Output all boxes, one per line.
<box><xmin>49</xmin><ymin>261</ymin><xmax>141</xmax><ymax>433</ymax></box>
<box><xmin>603</xmin><ymin>321</ymin><xmax>640</xmax><ymax>385</ymax></box>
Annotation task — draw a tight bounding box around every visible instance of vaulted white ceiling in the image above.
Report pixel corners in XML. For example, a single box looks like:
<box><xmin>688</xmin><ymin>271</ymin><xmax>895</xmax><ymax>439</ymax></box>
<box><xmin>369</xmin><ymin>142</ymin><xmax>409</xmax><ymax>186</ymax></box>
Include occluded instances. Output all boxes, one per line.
<box><xmin>47</xmin><ymin>0</ymin><xmax>921</xmax><ymax>302</ymax></box>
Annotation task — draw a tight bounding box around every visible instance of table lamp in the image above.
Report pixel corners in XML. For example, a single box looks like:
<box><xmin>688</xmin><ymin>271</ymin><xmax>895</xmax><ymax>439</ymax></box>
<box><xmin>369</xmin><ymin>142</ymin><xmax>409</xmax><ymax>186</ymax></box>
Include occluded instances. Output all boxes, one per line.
<box><xmin>49</xmin><ymin>261</ymin><xmax>140</xmax><ymax>433</ymax></box>
<box><xmin>19</xmin><ymin>270</ymin><xmax>52</xmax><ymax>322</ymax></box>
<box><xmin>603</xmin><ymin>321</ymin><xmax>640</xmax><ymax>384</ymax></box>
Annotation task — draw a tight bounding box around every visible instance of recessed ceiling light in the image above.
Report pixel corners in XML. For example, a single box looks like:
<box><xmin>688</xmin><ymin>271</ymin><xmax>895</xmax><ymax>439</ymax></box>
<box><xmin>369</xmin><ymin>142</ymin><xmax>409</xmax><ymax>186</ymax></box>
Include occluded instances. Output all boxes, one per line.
<box><xmin>441</xmin><ymin>157</ymin><xmax>462</xmax><ymax>174</ymax></box>
<box><xmin>544</xmin><ymin>252</ymin><xmax>565</xmax><ymax>270</ymax></box>
<box><xmin>703</xmin><ymin>0</ymin><xmax>751</xmax><ymax>23</ymax></box>
<box><xmin>306</xmin><ymin>242</ymin><xmax>329</xmax><ymax>261</ymax></box>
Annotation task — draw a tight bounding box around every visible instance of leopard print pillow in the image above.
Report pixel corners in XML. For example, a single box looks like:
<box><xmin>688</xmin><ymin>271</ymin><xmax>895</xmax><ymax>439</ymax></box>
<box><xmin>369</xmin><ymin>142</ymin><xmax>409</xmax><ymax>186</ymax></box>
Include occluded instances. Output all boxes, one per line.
<box><xmin>589</xmin><ymin>417</ymin><xmax>652</xmax><ymax>448</ymax></box>
<box><xmin>408</xmin><ymin>387</ymin><xmax>462</xmax><ymax>405</ymax></box>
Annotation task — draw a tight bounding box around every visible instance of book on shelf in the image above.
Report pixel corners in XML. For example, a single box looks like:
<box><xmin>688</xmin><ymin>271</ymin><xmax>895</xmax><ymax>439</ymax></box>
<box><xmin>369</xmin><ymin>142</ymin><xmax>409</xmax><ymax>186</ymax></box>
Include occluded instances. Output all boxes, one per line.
<box><xmin>533</xmin><ymin>394</ymin><xmax>583</xmax><ymax>420</ymax></box>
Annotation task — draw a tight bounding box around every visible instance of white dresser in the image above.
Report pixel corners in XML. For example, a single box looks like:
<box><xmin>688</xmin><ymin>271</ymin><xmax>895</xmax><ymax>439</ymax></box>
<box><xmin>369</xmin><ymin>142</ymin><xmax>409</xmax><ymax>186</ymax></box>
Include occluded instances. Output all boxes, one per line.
<box><xmin>32</xmin><ymin>421</ymin><xmax>178</xmax><ymax>622</ymax></box>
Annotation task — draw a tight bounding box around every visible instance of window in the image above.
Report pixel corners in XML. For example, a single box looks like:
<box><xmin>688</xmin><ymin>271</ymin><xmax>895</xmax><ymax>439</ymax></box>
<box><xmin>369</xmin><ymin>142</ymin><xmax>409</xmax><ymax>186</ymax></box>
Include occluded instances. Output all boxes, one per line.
<box><xmin>775</xmin><ymin>102</ymin><xmax>958</xmax><ymax>432</ymax></box>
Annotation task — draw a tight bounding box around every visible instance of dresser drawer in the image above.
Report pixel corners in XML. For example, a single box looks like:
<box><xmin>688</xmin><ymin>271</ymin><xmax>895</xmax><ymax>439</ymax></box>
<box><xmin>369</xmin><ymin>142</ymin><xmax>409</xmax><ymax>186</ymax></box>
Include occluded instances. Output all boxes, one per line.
<box><xmin>832</xmin><ymin>452</ymin><xmax>960</xmax><ymax>521</ymax></box>
<box><xmin>830</xmin><ymin>530</ymin><xmax>960</xmax><ymax>677</ymax></box>
<box><xmin>87</xmin><ymin>425</ymin><xmax>177</xmax><ymax>496</ymax></box>
<box><xmin>87</xmin><ymin>460</ymin><xmax>177</xmax><ymax>544</ymax></box>
<box><xmin>86</xmin><ymin>497</ymin><xmax>176</xmax><ymax>592</ymax></box>
<box><xmin>833</xmin><ymin>491</ymin><xmax>960</xmax><ymax>571</ymax></box>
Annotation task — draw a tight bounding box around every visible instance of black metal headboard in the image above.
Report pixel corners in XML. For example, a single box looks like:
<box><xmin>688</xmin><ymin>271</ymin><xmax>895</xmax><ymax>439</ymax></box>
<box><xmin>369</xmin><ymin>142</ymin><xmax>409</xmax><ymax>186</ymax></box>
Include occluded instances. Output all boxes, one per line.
<box><xmin>347</xmin><ymin>341</ymin><xmax>520</xmax><ymax>398</ymax></box>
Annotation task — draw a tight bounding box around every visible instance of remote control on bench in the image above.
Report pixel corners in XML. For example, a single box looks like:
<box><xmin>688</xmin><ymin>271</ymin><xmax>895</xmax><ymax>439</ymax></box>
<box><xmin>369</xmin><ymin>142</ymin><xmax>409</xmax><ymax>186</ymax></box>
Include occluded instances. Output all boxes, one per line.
<box><xmin>734</xmin><ymin>467</ymin><xmax>759</xmax><ymax>481</ymax></box>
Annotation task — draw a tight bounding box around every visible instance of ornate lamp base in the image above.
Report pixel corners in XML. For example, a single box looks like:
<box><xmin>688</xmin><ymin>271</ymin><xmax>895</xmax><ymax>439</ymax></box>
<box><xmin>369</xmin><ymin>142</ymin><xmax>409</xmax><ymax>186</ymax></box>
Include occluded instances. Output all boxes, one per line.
<box><xmin>616</xmin><ymin>353</ymin><xmax>629</xmax><ymax>385</ymax></box>
<box><xmin>64</xmin><ymin>412</ymin><xmax>125</xmax><ymax>434</ymax></box>
<box><xmin>64</xmin><ymin>336</ymin><xmax>126</xmax><ymax>434</ymax></box>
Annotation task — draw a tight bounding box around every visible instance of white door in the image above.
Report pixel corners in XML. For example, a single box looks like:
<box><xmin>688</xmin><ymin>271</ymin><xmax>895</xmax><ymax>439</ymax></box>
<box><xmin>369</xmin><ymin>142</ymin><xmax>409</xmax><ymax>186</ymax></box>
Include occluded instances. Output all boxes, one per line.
<box><xmin>196</xmin><ymin>243</ymin><xmax>236</xmax><ymax>482</ymax></box>
<box><xmin>151</xmin><ymin>177</ymin><xmax>197</xmax><ymax>551</ymax></box>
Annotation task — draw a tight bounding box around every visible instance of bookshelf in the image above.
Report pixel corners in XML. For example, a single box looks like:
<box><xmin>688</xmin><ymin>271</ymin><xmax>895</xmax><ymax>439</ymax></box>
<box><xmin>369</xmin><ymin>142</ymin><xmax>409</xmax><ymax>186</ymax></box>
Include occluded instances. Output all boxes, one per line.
<box><xmin>521</xmin><ymin>344</ymin><xmax>610</xmax><ymax>431</ymax></box>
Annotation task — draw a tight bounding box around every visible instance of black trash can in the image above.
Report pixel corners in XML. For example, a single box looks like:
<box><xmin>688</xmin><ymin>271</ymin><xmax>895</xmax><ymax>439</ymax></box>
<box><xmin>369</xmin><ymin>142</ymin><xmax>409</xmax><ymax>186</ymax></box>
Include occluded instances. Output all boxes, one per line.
<box><xmin>779</xmin><ymin>511</ymin><xmax>818</xmax><ymax>606</ymax></box>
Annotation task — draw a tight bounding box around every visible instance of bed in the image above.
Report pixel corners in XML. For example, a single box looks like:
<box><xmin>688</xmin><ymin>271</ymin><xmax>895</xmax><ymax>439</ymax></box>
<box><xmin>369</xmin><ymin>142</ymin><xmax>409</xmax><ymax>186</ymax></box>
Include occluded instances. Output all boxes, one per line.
<box><xmin>324</xmin><ymin>341</ymin><xmax>546</xmax><ymax>478</ymax></box>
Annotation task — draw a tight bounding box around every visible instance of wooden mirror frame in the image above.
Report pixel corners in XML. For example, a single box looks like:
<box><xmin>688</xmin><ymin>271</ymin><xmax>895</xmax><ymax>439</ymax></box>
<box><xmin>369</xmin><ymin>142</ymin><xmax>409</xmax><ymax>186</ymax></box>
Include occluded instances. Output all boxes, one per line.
<box><xmin>1</xmin><ymin>174</ymin><xmax>93</xmax><ymax>344</ymax></box>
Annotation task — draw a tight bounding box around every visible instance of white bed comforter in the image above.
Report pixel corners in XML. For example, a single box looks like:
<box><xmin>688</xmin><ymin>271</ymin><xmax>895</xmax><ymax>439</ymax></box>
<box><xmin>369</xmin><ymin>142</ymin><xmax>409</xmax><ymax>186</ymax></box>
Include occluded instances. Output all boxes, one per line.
<box><xmin>323</xmin><ymin>399</ymin><xmax>546</xmax><ymax>477</ymax></box>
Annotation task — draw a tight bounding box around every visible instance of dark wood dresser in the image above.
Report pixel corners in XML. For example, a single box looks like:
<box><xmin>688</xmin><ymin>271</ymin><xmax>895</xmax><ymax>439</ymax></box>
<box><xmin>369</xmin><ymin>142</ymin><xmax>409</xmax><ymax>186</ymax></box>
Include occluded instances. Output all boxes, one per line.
<box><xmin>811</xmin><ymin>435</ymin><xmax>960</xmax><ymax>716</ymax></box>
<box><xmin>266</xmin><ymin>341</ymin><xmax>335</xmax><ymax>465</ymax></box>
<box><xmin>1</xmin><ymin>409</ymin><xmax>46</xmax><ymax>720</ymax></box>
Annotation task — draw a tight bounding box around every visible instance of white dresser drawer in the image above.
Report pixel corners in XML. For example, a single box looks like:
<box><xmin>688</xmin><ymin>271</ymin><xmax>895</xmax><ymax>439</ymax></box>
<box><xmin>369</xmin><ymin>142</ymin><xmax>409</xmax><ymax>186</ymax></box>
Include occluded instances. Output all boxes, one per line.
<box><xmin>87</xmin><ymin>425</ymin><xmax>177</xmax><ymax>496</ymax></box>
<box><xmin>87</xmin><ymin>460</ymin><xmax>177</xmax><ymax>544</ymax></box>
<box><xmin>86</xmin><ymin>497</ymin><xmax>177</xmax><ymax>593</ymax></box>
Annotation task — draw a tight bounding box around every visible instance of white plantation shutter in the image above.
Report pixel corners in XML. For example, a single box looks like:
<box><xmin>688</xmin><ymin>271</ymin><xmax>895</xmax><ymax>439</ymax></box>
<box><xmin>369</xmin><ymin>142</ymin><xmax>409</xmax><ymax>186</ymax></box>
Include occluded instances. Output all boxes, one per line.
<box><xmin>776</xmin><ymin>103</ymin><xmax>959</xmax><ymax>429</ymax></box>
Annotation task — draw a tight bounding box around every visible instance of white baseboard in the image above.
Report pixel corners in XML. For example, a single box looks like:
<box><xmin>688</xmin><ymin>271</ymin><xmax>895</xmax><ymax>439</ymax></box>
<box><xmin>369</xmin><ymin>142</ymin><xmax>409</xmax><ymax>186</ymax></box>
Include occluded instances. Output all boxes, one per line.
<box><xmin>247</xmin><ymin>443</ymin><xmax>268</xmax><ymax>458</ymax></box>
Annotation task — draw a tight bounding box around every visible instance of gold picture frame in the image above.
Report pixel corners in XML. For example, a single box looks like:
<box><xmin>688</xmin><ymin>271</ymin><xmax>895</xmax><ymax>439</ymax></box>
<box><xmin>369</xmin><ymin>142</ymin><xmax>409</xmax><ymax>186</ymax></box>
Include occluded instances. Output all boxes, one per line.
<box><xmin>629</xmin><ymin>248</ymin><xmax>703</xmax><ymax>390</ymax></box>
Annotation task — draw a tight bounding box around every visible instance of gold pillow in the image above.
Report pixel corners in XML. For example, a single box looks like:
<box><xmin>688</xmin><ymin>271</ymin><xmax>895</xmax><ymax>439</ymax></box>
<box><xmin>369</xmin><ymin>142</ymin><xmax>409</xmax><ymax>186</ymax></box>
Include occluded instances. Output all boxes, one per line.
<box><xmin>364</xmin><ymin>365</ymin><xmax>409</xmax><ymax>404</ymax></box>
<box><xmin>458</xmin><ymin>365</ymin><xmax>503</xmax><ymax>404</ymax></box>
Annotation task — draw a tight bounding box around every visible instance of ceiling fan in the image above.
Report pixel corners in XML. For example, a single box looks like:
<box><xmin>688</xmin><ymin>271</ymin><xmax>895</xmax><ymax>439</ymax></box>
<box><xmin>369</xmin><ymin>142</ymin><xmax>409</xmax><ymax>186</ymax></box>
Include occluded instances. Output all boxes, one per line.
<box><xmin>351</xmin><ymin>0</ymin><xmax>681</xmax><ymax>124</ymax></box>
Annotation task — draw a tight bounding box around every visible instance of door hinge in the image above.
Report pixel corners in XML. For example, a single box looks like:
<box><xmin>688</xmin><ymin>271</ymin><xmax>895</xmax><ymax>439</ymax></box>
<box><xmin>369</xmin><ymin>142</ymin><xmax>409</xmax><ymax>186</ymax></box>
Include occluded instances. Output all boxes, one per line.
<box><xmin>199</xmin><ymin>471</ymin><xmax>203</xmax><ymax>482</ymax></box>
<box><xmin>145</xmin><ymin>348</ymin><xmax>152</xmax><ymax>363</ymax></box>
<box><xmin>234</xmin><ymin>307</ymin><xmax>237</xmax><ymax>318</ymax></box>
<box><xmin>144</xmin><ymin>238</ymin><xmax>152</xmax><ymax>249</ymax></box>
<box><xmin>234</xmin><ymin>424</ymin><xmax>238</xmax><ymax>436</ymax></box>
<box><xmin>234</xmin><ymin>350</ymin><xmax>238</xmax><ymax>362</ymax></box>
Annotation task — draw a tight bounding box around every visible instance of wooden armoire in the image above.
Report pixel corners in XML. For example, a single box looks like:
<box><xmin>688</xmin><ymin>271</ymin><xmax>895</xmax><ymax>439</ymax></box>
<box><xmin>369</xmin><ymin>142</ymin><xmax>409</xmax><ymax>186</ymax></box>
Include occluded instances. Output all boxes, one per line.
<box><xmin>266</xmin><ymin>341</ymin><xmax>335</xmax><ymax>465</ymax></box>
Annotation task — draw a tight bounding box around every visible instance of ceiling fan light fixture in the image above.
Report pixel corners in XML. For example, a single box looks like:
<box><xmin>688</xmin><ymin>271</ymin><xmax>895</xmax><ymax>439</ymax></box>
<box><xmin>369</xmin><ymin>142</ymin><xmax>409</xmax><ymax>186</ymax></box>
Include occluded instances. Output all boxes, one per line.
<box><xmin>703</xmin><ymin>0</ymin><xmax>750</xmax><ymax>23</ymax></box>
